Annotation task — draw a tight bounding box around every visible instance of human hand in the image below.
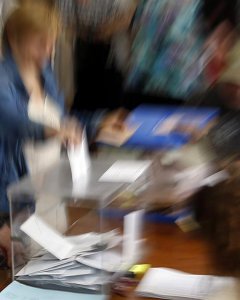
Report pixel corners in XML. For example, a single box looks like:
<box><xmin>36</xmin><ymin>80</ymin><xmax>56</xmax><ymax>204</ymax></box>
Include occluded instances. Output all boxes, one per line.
<box><xmin>100</xmin><ymin>108</ymin><xmax>128</xmax><ymax>130</ymax></box>
<box><xmin>59</xmin><ymin>118</ymin><xmax>82</xmax><ymax>147</ymax></box>
<box><xmin>96</xmin><ymin>108</ymin><xmax>138</xmax><ymax>146</ymax></box>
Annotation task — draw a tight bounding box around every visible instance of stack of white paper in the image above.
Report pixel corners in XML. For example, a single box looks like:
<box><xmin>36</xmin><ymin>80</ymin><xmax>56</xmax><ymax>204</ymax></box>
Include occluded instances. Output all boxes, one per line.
<box><xmin>17</xmin><ymin>214</ymin><xmax>123</xmax><ymax>292</ymax></box>
<box><xmin>136</xmin><ymin>268</ymin><xmax>236</xmax><ymax>300</ymax></box>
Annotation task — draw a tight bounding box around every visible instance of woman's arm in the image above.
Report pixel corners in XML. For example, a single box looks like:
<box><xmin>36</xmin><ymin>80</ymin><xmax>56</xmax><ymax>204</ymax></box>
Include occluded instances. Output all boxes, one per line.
<box><xmin>0</xmin><ymin>83</ymin><xmax>45</xmax><ymax>141</ymax></box>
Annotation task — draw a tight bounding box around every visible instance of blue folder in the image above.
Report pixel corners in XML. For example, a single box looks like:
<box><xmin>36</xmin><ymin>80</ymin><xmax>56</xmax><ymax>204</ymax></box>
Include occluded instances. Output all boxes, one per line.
<box><xmin>123</xmin><ymin>104</ymin><xmax>219</xmax><ymax>150</ymax></box>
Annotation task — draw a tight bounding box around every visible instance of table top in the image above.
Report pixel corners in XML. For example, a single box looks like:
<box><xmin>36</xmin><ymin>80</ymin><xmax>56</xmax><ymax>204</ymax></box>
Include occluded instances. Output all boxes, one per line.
<box><xmin>111</xmin><ymin>221</ymin><xmax>218</xmax><ymax>300</ymax></box>
<box><xmin>0</xmin><ymin>220</ymin><xmax>217</xmax><ymax>299</ymax></box>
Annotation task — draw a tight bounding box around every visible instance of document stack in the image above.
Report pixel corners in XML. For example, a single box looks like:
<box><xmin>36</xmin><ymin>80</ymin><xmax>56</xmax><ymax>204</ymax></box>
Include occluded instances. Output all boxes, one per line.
<box><xmin>15</xmin><ymin>214</ymin><xmax>124</xmax><ymax>293</ymax></box>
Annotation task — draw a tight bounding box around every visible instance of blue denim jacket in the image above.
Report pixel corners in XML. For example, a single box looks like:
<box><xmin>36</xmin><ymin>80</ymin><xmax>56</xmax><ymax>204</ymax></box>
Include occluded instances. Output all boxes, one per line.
<box><xmin>0</xmin><ymin>52</ymin><xmax>105</xmax><ymax>213</ymax></box>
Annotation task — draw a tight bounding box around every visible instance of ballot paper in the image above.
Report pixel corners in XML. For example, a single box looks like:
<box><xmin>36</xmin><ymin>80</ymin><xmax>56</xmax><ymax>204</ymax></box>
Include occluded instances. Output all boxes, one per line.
<box><xmin>16</xmin><ymin>257</ymin><xmax>74</xmax><ymax>276</ymax></box>
<box><xmin>99</xmin><ymin>160</ymin><xmax>151</xmax><ymax>183</ymax></box>
<box><xmin>68</xmin><ymin>129</ymin><xmax>91</xmax><ymax>183</ymax></box>
<box><xmin>17</xmin><ymin>216</ymin><xmax>122</xmax><ymax>291</ymax></box>
<box><xmin>136</xmin><ymin>268</ymin><xmax>236</xmax><ymax>300</ymax></box>
<box><xmin>20</xmin><ymin>214</ymin><xmax>121</xmax><ymax>260</ymax></box>
<box><xmin>76</xmin><ymin>250</ymin><xmax>123</xmax><ymax>273</ymax></box>
<box><xmin>0</xmin><ymin>281</ymin><xmax>106</xmax><ymax>300</ymax></box>
<box><xmin>122</xmin><ymin>210</ymin><xmax>144</xmax><ymax>264</ymax></box>
<box><xmin>20</xmin><ymin>214</ymin><xmax>74</xmax><ymax>260</ymax></box>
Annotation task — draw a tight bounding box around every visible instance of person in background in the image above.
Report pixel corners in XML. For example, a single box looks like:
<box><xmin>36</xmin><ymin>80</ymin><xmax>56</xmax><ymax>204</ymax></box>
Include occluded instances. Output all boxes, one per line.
<box><xmin>191</xmin><ymin>0</ymin><xmax>240</xmax><ymax>113</ymax></box>
<box><xmin>190</xmin><ymin>27</ymin><xmax>240</xmax><ymax>115</ymax></box>
<box><xmin>0</xmin><ymin>1</ymin><xmax>80</xmax><ymax>267</ymax></box>
<box><xmin>0</xmin><ymin>1</ymin><xmax>125</xmax><ymax>267</ymax></box>
<box><xmin>55</xmin><ymin>0</ymin><xmax>138</xmax><ymax>112</ymax></box>
<box><xmin>125</xmin><ymin>0</ymin><xmax>205</xmax><ymax>108</ymax></box>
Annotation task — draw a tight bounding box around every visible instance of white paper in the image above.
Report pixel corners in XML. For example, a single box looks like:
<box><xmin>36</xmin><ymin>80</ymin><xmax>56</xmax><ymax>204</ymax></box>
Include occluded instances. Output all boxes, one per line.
<box><xmin>20</xmin><ymin>214</ymin><xmax>75</xmax><ymax>260</ymax></box>
<box><xmin>68</xmin><ymin>129</ymin><xmax>91</xmax><ymax>184</ymax></box>
<box><xmin>76</xmin><ymin>251</ymin><xmax>123</xmax><ymax>272</ymax></box>
<box><xmin>34</xmin><ymin>267</ymin><xmax>95</xmax><ymax>278</ymax></box>
<box><xmin>123</xmin><ymin>210</ymin><xmax>144</xmax><ymax>264</ymax></box>
<box><xmin>136</xmin><ymin>268</ymin><xmax>236</xmax><ymax>300</ymax></box>
<box><xmin>16</xmin><ymin>257</ymin><xmax>74</xmax><ymax>276</ymax></box>
<box><xmin>66</xmin><ymin>230</ymin><xmax>121</xmax><ymax>254</ymax></box>
<box><xmin>20</xmin><ymin>214</ymin><xmax>121</xmax><ymax>260</ymax></box>
<box><xmin>99</xmin><ymin>160</ymin><xmax>151</xmax><ymax>183</ymax></box>
<box><xmin>61</xmin><ymin>273</ymin><xmax>111</xmax><ymax>286</ymax></box>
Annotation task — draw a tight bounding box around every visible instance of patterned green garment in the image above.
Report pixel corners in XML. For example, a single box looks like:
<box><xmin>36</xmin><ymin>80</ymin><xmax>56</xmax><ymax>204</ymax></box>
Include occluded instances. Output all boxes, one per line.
<box><xmin>127</xmin><ymin>0</ymin><xmax>206</xmax><ymax>99</ymax></box>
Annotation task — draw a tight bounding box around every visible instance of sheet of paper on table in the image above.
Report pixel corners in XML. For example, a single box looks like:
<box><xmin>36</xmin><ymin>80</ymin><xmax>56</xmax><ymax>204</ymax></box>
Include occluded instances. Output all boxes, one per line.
<box><xmin>99</xmin><ymin>160</ymin><xmax>151</xmax><ymax>183</ymax></box>
<box><xmin>136</xmin><ymin>268</ymin><xmax>236</xmax><ymax>300</ymax></box>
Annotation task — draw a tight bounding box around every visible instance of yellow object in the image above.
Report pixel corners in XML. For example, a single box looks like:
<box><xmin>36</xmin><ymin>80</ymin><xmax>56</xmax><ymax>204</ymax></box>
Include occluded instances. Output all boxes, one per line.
<box><xmin>129</xmin><ymin>264</ymin><xmax>151</xmax><ymax>277</ymax></box>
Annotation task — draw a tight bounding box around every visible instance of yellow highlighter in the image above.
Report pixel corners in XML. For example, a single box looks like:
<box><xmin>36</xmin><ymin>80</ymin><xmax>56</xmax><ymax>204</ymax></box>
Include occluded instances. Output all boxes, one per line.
<box><xmin>129</xmin><ymin>264</ymin><xmax>151</xmax><ymax>279</ymax></box>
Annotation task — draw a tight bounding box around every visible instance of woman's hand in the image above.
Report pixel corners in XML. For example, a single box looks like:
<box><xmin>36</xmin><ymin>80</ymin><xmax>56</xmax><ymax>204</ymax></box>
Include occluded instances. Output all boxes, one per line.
<box><xmin>59</xmin><ymin>118</ymin><xmax>82</xmax><ymax>147</ymax></box>
<box><xmin>99</xmin><ymin>108</ymin><xmax>128</xmax><ymax>131</ymax></box>
<box><xmin>96</xmin><ymin>108</ymin><xmax>138</xmax><ymax>146</ymax></box>
<box><xmin>44</xmin><ymin>118</ymin><xmax>82</xmax><ymax>147</ymax></box>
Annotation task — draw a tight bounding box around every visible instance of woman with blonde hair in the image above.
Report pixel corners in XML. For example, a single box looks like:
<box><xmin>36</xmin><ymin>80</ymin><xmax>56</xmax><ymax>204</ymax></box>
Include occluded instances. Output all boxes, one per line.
<box><xmin>0</xmin><ymin>1</ymin><xmax>118</xmax><ymax>267</ymax></box>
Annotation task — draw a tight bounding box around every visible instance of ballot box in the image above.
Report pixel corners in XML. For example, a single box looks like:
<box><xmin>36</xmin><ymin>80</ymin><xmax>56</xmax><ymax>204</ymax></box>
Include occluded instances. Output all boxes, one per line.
<box><xmin>8</xmin><ymin>156</ymin><xmax>149</xmax><ymax>294</ymax></box>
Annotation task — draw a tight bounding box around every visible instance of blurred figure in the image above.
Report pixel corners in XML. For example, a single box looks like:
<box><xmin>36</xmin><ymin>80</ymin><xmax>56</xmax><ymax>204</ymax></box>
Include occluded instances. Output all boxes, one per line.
<box><xmin>0</xmin><ymin>1</ymin><xmax>125</xmax><ymax>267</ymax></box>
<box><xmin>193</xmin><ymin>171</ymin><xmax>240</xmax><ymax>299</ymax></box>
<box><xmin>0</xmin><ymin>1</ymin><xmax>81</xmax><ymax>266</ymax></box>
<box><xmin>125</xmin><ymin>0</ymin><xmax>205</xmax><ymax>107</ymax></box>
<box><xmin>191</xmin><ymin>27</ymin><xmax>240</xmax><ymax>114</ymax></box>
<box><xmin>192</xmin><ymin>0</ymin><xmax>240</xmax><ymax>113</ymax></box>
<box><xmin>55</xmin><ymin>0</ymin><xmax>138</xmax><ymax>112</ymax></box>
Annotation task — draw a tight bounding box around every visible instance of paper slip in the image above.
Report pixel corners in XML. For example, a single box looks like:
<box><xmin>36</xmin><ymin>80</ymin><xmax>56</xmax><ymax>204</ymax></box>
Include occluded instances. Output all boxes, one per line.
<box><xmin>0</xmin><ymin>281</ymin><xmax>106</xmax><ymax>300</ymax></box>
<box><xmin>65</xmin><ymin>230</ymin><xmax>118</xmax><ymax>246</ymax></box>
<box><xmin>123</xmin><ymin>210</ymin><xmax>144</xmax><ymax>263</ymax></box>
<box><xmin>29</xmin><ymin>268</ymin><xmax>95</xmax><ymax>277</ymax></box>
<box><xmin>20</xmin><ymin>214</ymin><xmax>75</xmax><ymax>260</ymax></box>
<box><xmin>67</xmin><ymin>230</ymin><xmax>121</xmax><ymax>256</ymax></box>
<box><xmin>20</xmin><ymin>214</ymin><xmax>121</xmax><ymax>260</ymax></box>
<box><xmin>76</xmin><ymin>251</ymin><xmax>123</xmax><ymax>273</ymax></box>
<box><xmin>99</xmin><ymin>160</ymin><xmax>151</xmax><ymax>183</ymax></box>
<box><xmin>16</xmin><ymin>257</ymin><xmax>74</xmax><ymax>276</ymax></box>
<box><xmin>136</xmin><ymin>268</ymin><xmax>236</xmax><ymax>300</ymax></box>
<box><xmin>44</xmin><ymin>263</ymin><xmax>93</xmax><ymax>273</ymax></box>
<box><xmin>61</xmin><ymin>273</ymin><xmax>111</xmax><ymax>286</ymax></box>
<box><xmin>68</xmin><ymin>129</ymin><xmax>91</xmax><ymax>183</ymax></box>
<box><xmin>17</xmin><ymin>258</ymin><xmax>95</xmax><ymax>277</ymax></box>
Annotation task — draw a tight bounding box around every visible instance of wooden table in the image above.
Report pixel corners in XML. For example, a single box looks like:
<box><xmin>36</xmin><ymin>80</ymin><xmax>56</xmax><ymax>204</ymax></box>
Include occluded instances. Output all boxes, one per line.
<box><xmin>0</xmin><ymin>220</ymin><xmax>217</xmax><ymax>299</ymax></box>
<box><xmin>111</xmin><ymin>221</ymin><xmax>218</xmax><ymax>300</ymax></box>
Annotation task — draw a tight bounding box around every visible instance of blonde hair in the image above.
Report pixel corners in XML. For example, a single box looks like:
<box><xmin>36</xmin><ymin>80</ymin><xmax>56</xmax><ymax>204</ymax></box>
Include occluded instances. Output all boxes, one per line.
<box><xmin>3</xmin><ymin>1</ymin><xmax>60</xmax><ymax>53</ymax></box>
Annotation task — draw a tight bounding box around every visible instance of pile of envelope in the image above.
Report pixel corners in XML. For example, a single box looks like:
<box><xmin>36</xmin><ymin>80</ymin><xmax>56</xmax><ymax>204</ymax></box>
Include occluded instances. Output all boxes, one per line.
<box><xmin>15</xmin><ymin>214</ymin><xmax>124</xmax><ymax>292</ymax></box>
